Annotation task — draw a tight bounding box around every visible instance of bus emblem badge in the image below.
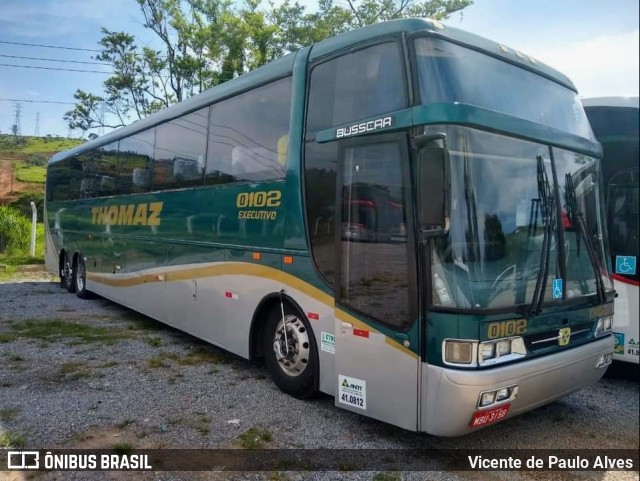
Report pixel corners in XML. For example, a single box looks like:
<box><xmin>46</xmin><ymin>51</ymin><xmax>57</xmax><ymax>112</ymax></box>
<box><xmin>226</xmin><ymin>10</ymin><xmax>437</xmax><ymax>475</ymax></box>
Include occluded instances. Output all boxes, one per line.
<box><xmin>558</xmin><ymin>327</ymin><xmax>571</xmax><ymax>346</ymax></box>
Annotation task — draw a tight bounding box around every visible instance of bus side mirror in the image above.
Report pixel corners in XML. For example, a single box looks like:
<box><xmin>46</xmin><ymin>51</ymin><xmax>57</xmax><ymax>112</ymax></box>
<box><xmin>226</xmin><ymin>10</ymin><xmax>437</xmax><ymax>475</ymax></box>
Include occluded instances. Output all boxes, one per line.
<box><xmin>417</xmin><ymin>134</ymin><xmax>448</xmax><ymax>236</ymax></box>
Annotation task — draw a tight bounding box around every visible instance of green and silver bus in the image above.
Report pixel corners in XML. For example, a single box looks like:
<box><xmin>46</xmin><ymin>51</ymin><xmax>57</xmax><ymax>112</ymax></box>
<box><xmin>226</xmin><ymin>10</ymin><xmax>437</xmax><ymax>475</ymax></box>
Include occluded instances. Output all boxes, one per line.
<box><xmin>46</xmin><ymin>18</ymin><xmax>615</xmax><ymax>436</ymax></box>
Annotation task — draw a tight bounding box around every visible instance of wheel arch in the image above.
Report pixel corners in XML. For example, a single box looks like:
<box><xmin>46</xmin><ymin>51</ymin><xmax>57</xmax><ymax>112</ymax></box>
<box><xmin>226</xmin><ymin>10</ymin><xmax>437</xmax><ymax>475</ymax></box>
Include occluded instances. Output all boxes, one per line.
<box><xmin>59</xmin><ymin>247</ymin><xmax>80</xmax><ymax>269</ymax></box>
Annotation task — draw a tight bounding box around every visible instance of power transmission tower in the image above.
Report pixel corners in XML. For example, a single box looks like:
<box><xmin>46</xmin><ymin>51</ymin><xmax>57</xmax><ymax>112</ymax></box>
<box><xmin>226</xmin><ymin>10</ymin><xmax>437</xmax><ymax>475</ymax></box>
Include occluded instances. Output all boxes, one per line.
<box><xmin>12</xmin><ymin>102</ymin><xmax>22</xmax><ymax>136</ymax></box>
<box><xmin>34</xmin><ymin>112</ymin><xmax>40</xmax><ymax>137</ymax></box>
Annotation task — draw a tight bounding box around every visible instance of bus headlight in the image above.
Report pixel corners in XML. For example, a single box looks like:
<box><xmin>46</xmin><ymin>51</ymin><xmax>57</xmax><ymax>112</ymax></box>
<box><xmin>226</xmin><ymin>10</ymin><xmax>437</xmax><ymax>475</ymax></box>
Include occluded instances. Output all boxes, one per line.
<box><xmin>444</xmin><ymin>340</ymin><xmax>475</xmax><ymax>364</ymax></box>
<box><xmin>495</xmin><ymin>387</ymin><xmax>511</xmax><ymax>402</ymax></box>
<box><xmin>478</xmin><ymin>337</ymin><xmax>526</xmax><ymax>366</ymax></box>
<box><xmin>596</xmin><ymin>316</ymin><xmax>613</xmax><ymax>336</ymax></box>
<box><xmin>480</xmin><ymin>343</ymin><xmax>496</xmax><ymax>360</ymax></box>
<box><xmin>497</xmin><ymin>339</ymin><xmax>512</xmax><ymax>356</ymax></box>
<box><xmin>443</xmin><ymin>337</ymin><xmax>526</xmax><ymax>367</ymax></box>
<box><xmin>480</xmin><ymin>391</ymin><xmax>496</xmax><ymax>407</ymax></box>
<box><xmin>477</xmin><ymin>385</ymin><xmax>518</xmax><ymax>408</ymax></box>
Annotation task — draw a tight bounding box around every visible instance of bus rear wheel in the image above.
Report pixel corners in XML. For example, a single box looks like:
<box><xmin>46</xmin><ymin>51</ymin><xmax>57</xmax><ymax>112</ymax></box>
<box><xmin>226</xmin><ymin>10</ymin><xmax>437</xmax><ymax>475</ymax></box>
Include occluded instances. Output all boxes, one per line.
<box><xmin>74</xmin><ymin>255</ymin><xmax>91</xmax><ymax>299</ymax></box>
<box><xmin>263</xmin><ymin>304</ymin><xmax>318</xmax><ymax>399</ymax></box>
<box><xmin>60</xmin><ymin>251</ymin><xmax>75</xmax><ymax>292</ymax></box>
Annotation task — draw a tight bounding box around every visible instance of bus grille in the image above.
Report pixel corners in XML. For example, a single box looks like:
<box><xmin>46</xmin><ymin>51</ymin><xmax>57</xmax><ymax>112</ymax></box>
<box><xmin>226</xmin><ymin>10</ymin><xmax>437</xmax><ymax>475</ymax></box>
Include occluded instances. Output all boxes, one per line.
<box><xmin>525</xmin><ymin>322</ymin><xmax>595</xmax><ymax>352</ymax></box>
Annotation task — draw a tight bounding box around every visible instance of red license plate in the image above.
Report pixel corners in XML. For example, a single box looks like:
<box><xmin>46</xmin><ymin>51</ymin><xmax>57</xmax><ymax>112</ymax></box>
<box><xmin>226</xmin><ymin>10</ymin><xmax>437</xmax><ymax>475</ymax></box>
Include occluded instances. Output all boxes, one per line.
<box><xmin>469</xmin><ymin>404</ymin><xmax>511</xmax><ymax>428</ymax></box>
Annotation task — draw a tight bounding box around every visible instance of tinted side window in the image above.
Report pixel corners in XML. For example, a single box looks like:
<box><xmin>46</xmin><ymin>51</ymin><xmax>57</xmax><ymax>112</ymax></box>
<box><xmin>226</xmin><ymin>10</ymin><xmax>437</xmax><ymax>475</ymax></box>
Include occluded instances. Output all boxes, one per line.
<box><xmin>99</xmin><ymin>143</ymin><xmax>119</xmax><ymax>196</ymax></box>
<box><xmin>306</xmin><ymin>42</ymin><xmax>406</xmax><ymax>139</ymax></box>
<box><xmin>79</xmin><ymin>149</ymin><xmax>102</xmax><ymax>198</ymax></box>
<box><xmin>68</xmin><ymin>156</ymin><xmax>82</xmax><ymax>200</ymax></box>
<box><xmin>339</xmin><ymin>142</ymin><xmax>410</xmax><ymax>328</ymax></box>
<box><xmin>49</xmin><ymin>159</ymin><xmax>69</xmax><ymax>201</ymax></box>
<box><xmin>45</xmin><ymin>161</ymin><xmax>55</xmax><ymax>202</ymax></box>
<box><xmin>79</xmin><ymin>143</ymin><xmax>118</xmax><ymax>198</ymax></box>
<box><xmin>49</xmin><ymin>156</ymin><xmax>81</xmax><ymax>201</ymax></box>
<box><xmin>304</xmin><ymin>142</ymin><xmax>338</xmax><ymax>285</ymax></box>
<box><xmin>206</xmin><ymin>77</ymin><xmax>291</xmax><ymax>184</ymax></box>
<box><xmin>118</xmin><ymin>130</ymin><xmax>155</xmax><ymax>194</ymax></box>
<box><xmin>46</xmin><ymin>161</ymin><xmax>57</xmax><ymax>202</ymax></box>
<box><xmin>154</xmin><ymin>108</ymin><xmax>208</xmax><ymax>190</ymax></box>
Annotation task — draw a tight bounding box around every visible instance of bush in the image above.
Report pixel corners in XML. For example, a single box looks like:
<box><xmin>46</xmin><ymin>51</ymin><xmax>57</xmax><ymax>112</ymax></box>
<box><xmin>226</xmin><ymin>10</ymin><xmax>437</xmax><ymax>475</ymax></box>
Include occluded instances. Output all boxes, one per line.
<box><xmin>26</xmin><ymin>153</ymin><xmax>48</xmax><ymax>167</ymax></box>
<box><xmin>0</xmin><ymin>206</ymin><xmax>31</xmax><ymax>256</ymax></box>
<box><xmin>6</xmin><ymin>192</ymin><xmax>44</xmax><ymax>219</ymax></box>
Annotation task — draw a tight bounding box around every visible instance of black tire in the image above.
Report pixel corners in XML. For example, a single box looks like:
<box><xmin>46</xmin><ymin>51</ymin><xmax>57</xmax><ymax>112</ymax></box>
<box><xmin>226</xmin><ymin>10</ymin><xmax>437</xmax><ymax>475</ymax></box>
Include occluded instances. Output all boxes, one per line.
<box><xmin>74</xmin><ymin>255</ymin><xmax>91</xmax><ymax>299</ymax></box>
<box><xmin>60</xmin><ymin>251</ymin><xmax>73</xmax><ymax>291</ymax></box>
<box><xmin>65</xmin><ymin>253</ymin><xmax>76</xmax><ymax>293</ymax></box>
<box><xmin>263</xmin><ymin>303</ymin><xmax>318</xmax><ymax>399</ymax></box>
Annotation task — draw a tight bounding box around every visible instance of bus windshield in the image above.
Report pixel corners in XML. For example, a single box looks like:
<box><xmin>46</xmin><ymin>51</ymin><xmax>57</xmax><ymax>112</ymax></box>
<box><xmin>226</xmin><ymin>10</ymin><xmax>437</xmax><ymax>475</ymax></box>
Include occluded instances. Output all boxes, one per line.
<box><xmin>414</xmin><ymin>38</ymin><xmax>594</xmax><ymax>140</ymax></box>
<box><xmin>428</xmin><ymin>126</ymin><xmax>612</xmax><ymax>311</ymax></box>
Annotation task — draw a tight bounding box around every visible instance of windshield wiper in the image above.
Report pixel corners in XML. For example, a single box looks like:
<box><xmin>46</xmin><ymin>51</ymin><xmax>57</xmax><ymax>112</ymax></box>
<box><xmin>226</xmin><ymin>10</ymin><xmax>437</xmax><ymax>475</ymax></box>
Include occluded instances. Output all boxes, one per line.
<box><xmin>564</xmin><ymin>173</ymin><xmax>606</xmax><ymax>304</ymax></box>
<box><xmin>529</xmin><ymin>156</ymin><xmax>556</xmax><ymax>316</ymax></box>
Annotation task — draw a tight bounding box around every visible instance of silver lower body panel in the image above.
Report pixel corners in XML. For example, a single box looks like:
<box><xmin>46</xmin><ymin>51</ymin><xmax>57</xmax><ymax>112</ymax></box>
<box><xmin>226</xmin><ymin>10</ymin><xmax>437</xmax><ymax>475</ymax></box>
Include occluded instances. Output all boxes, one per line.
<box><xmin>421</xmin><ymin>336</ymin><xmax>614</xmax><ymax>436</ymax></box>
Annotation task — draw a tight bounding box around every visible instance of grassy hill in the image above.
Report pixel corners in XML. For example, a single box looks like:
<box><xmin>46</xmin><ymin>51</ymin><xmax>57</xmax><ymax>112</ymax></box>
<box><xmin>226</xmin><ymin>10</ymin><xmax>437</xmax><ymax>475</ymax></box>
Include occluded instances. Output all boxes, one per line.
<box><xmin>15</xmin><ymin>163</ymin><xmax>47</xmax><ymax>183</ymax></box>
<box><xmin>0</xmin><ymin>135</ymin><xmax>83</xmax><ymax>265</ymax></box>
<box><xmin>0</xmin><ymin>134</ymin><xmax>82</xmax><ymax>155</ymax></box>
<box><xmin>0</xmin><ymin>134</ymin><xmax>84</xmax><ymax>203</ymax></box>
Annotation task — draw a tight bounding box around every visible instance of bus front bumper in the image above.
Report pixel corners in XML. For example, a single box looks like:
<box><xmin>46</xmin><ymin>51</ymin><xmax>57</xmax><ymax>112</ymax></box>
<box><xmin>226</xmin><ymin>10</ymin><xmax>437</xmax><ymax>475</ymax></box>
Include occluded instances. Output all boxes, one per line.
<box><xmin>421</xmin><ymin>336</ymin><xmax>614</xmax><ymax>436</ymax></box>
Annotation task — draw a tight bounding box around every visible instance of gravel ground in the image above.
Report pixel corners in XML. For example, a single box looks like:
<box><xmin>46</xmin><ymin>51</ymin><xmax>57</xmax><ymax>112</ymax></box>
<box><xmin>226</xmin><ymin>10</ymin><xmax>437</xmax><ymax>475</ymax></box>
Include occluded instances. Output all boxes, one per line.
<box><xmin>0</xmin><ymin>272</ymin><xmax>638</xmax><ymax>481</ymax></box>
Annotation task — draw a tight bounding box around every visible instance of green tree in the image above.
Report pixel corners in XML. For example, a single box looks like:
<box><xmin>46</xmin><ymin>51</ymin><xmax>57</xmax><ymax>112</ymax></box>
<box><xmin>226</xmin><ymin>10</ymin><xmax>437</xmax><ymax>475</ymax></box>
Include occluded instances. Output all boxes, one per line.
<box><xmin>65</xmin><ymin>0</ymin><xmax>472</xmax><ymax>132</ymax></box>
<box><xmin>271</xmin><ymin>0</ymin><xmax>471</xmax><ymax>51</ymax></box>
<box><xmin>65</xmin><ymin>0</ymin><xmax>231</xmax><ymax>130</ymax></box>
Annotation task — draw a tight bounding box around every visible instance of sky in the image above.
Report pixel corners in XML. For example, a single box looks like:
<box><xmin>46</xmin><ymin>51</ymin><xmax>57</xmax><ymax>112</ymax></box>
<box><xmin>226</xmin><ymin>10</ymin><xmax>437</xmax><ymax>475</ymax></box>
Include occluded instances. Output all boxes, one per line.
<box><xmin>0</xmin><ymin>0</ymin><xmax>638</xmax><ymax>137</ymax></box>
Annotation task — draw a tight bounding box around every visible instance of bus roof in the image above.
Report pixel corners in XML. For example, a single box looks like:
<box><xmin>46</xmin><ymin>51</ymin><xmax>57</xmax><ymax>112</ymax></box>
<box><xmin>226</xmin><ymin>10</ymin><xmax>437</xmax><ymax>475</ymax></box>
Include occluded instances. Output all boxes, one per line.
<box><xmin>582</xmin><ymin>97</ymin><xmax>639</xmax><ymax>109</ymax></box>
<box><xmin>309</xmin><ymin>18</ymin><xmax>574</xmax><ymax>89</ymax></box>
<box><xmin>51</xmin><ymin>17</ymin><xmax>577</xmax><ymax>164</ymax></box>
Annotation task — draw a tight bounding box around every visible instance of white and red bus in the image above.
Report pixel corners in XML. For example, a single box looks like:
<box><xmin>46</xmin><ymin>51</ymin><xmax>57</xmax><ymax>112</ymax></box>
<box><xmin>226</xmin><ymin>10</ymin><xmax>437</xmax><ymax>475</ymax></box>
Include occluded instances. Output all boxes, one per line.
<box><xmin>583</xmin><ymin>97</ymin><xmax>639</xmax><ymax>365</ymax></box>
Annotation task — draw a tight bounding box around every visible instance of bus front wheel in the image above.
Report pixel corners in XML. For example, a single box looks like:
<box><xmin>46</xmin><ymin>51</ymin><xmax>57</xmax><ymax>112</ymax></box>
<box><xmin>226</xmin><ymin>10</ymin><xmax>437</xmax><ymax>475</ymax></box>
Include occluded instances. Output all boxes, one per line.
<box><xmin>263</xmin><ymin>304</ymin><xmax>318</xmax><ymax>399</ymax></box>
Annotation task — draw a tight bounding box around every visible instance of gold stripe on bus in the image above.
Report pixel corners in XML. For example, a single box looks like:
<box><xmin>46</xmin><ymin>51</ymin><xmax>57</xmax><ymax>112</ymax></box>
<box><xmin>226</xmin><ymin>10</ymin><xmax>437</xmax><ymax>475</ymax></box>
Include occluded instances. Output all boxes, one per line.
<box><xmin>165</xmin><ymin>262</ymin><xmax>335</xmax><ymax>307</ymax></box>
<box><xmin>336</xmin><ymin>308</ymin><xmax>418</xmax><ymax>360</ymax></box>
<box><xmin>88</xmin><ymin>262</ymin><xmax>413</xmax><ymax>358</ymax></box>
<box><xmin>86</xmin><ymin>272</ymin><xmax>162</xmax><ymax>287</ymax></box>
<box><xmin>87</xmin><ymin>262</ymin><xmax>334</xmax><ymax>304</ymax></box>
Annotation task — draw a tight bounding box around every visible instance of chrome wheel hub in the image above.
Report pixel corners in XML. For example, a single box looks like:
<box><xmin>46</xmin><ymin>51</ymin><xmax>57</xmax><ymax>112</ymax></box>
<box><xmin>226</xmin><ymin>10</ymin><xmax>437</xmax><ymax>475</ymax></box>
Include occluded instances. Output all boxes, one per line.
<box><xmin>76</xmin><ymin>260</ymin><xmax>84</xmax><ymax>291</ymax></box>
<box><xmin>62</xmin><ymin>257</ymin><xmax>72</xmax><ymax>285</ymax></box>
<box><xmin>272</xmin><ymin>314</ymin><xmax>310</xmax><ymax>377</ymax></box>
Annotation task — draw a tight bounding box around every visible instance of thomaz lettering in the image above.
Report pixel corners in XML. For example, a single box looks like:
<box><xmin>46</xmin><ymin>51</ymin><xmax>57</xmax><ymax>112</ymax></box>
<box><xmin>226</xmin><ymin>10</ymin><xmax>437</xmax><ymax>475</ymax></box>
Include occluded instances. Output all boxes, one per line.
<box><xmin>91</xmin><ymin>202</ymin><xmax>163</xmax><ymax>226</ymax></box>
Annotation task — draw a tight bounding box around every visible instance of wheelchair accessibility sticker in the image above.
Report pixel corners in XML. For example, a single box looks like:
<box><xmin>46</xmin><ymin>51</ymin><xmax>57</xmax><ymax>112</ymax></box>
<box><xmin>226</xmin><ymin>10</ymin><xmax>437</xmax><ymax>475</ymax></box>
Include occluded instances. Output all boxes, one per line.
<box><xmin>615</xmin><ymin>256</ymin><xmax>637</xmax><ymax>275</ymax></box>
<box><xmin>613</xmin><ymin>332</ymin><xmax>625</xmax><ymax>355</ymax></box>
<box><xmin>552</xmin><ymin>278</ymin><xmax>563</xmax><ymax>299</ymax></box>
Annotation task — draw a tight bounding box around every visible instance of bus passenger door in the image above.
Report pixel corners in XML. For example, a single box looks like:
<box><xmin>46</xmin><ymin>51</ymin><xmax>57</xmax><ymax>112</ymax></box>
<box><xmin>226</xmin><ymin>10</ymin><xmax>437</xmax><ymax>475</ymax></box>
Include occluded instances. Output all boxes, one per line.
<box><xmin>333</xmin><ymin>134</ymin><xmax>421</xmax><ymax>431</ymax></box>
